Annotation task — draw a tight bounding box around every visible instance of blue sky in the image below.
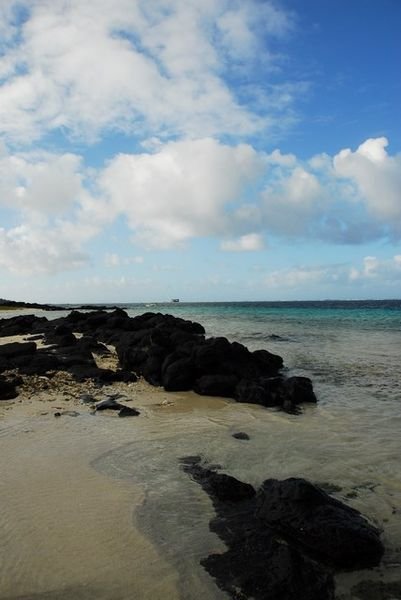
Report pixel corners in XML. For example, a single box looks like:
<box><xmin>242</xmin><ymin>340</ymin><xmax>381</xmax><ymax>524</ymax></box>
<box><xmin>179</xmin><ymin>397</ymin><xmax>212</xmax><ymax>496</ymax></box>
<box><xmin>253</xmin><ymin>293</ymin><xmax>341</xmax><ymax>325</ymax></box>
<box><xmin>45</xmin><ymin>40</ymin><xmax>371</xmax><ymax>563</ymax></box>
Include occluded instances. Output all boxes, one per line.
<box><xmin>0</xmin><ymin>0</ymin><xmax>400</xmax><ymax>303</ymax></box>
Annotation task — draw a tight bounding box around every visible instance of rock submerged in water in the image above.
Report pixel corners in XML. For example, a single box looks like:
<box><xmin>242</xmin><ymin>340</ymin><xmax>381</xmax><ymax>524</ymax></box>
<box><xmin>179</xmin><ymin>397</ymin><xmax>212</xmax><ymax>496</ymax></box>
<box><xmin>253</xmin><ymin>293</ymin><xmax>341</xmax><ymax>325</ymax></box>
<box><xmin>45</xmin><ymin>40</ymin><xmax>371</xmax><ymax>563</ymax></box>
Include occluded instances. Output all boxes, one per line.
<box><xmin>0</xmin><ymin>308</ymin><xmax>316</xmax><ymax>412</ymax></box>
<box><xmin>256</xmin><ymin>477</ymin><xmax>384</xmax><ymax>569</ymax></box>
<box><xmin>232</xmin><ymin>431</ymin><xmax>250</xmax><ymax>440</ymax></box>
<box><xmin>181</xmin><ymin>457</ymin><xmax>384</xmax><ymax>600</ymax></box>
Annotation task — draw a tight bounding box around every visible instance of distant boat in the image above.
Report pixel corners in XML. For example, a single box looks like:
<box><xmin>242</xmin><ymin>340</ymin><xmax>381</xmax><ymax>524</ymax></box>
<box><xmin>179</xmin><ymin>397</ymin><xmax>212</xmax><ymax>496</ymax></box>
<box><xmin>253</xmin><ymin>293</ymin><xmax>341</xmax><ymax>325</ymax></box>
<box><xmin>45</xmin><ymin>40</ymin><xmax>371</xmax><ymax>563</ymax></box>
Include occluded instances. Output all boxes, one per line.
<box><xmin>171</xmin><ymin>298</ymin><xmax>180</xmax><ymax>303</ymax></box>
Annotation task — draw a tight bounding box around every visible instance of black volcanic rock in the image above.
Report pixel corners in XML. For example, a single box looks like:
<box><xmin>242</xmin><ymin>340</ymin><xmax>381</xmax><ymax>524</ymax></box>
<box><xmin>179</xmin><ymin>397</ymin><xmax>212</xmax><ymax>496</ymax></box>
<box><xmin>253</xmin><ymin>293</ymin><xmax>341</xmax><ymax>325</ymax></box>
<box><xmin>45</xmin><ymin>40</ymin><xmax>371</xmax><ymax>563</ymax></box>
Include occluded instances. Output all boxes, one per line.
<box><xmin>256</xmin><ymin>477</ymin><xmax>384</xmax><ymax>569</ymax></box>
<box><xmin>0</xmin><ymin>375</ymin><xmax>19</xmax><ymax>400</ymax></box>
<box><xmin>232</xmin><ymin>431</ymin><xmax>250</xmax><ymax>440</ymax></box>
<box><xmin>0</xmin><ymin>341</ymin><xmax>37</xmax><ymax>359</ymax></box>
<box><xmin>194</xmin><ymin>374</ymin><xmax>238</xmax><ymax>398</ymax></box>
<box><xmin>0</xmin><ymin>314</ymin><xmax>48</xmax><ymax>337</ymax></box>
<box><xmin>0</xmin><ymin>308</ymin><xmax>317</xmax><ymax>412</ymax></box>
<box><xmin>162</xmin><ymin>356</ymin><xmax>196</xmax><ymax>391</ymax></box>
<box><xmin>181</xmin><ymin>458</ymin><xmax>335</xmax><ymax>600</ymax></box>
<box><xmin>235</xmin><ymin>375</ymin><xmax>316</xmax><ymax>413</ymax></box>
<box><xmin>181</xmin><ymin>459</ymin><xmax>384</xmax><ymax>600</ymax></box>
<box><xmin>118</xmin><ymin>405</ymin><xmax>140</xmax><ymax>417</ymax></box>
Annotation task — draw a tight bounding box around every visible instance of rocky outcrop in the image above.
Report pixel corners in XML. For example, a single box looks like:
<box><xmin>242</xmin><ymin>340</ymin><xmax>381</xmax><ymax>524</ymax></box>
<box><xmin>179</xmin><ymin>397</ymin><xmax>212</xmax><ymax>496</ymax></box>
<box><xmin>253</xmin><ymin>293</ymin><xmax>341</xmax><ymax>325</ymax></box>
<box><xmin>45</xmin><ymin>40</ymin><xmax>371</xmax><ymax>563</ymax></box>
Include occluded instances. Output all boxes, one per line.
<box><xmin>181</xmin><ymin>457</ymin><xmax>384</xmax><ymax>600</ymax></box>
<box><xmin>0</xmin><ymin>375</ymin><xmax>20</xmax><ymax>400</ymax></box>
<box><xmin>0</xmin><ymin>309</ymin><xmax>317</xmax><ymax>412</ymax></box>
<box><xmin>256</xmin><ymin>477</ymin><xmax>384</xmax><ymax>569</ymax></box>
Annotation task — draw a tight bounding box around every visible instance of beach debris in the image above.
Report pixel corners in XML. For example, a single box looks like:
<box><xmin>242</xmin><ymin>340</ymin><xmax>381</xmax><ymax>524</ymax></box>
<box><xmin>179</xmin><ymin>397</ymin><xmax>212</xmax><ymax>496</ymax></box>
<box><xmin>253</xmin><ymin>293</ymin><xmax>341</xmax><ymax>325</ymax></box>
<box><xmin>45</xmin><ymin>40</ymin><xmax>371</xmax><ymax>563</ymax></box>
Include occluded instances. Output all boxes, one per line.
<box><xmin>181</xmin><ymin>457</ymin><xmax>384</xmax><ymax>600</ymax></box>
<box><xmin>157</xmin><ymin>398</ymin><xmax>175</xmax><ymax>406</ymax></box>
<box><xmin>54</xmin><ymin>410</ymin><xmax>80</xmax><ymax>417</ymax></box>
<box><xmin>79</xmin><ymin>393</ymin><xmax>96</xmax><ymax>404</ymax></box>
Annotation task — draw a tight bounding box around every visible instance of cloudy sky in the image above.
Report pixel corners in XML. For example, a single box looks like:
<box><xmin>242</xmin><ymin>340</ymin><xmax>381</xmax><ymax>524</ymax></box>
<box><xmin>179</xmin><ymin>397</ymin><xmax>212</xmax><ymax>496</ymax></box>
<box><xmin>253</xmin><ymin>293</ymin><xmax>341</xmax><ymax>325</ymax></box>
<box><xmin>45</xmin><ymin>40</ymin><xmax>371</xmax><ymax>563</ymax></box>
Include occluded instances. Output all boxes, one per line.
<box><xmin>0</xmin><ymin>0</ymin><xmax>400</xmax><ymax>302</ymax></box>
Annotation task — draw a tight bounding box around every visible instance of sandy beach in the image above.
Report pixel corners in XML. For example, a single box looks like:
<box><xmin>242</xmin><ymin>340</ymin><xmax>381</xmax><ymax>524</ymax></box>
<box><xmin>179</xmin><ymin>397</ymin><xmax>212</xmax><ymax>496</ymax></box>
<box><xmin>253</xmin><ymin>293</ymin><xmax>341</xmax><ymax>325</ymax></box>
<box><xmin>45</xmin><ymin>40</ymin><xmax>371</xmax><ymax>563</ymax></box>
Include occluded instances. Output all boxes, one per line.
<box><xmin>0</xmin><ymin>333</ymin><xmax>231</xmax><ymax>599</ymax></box>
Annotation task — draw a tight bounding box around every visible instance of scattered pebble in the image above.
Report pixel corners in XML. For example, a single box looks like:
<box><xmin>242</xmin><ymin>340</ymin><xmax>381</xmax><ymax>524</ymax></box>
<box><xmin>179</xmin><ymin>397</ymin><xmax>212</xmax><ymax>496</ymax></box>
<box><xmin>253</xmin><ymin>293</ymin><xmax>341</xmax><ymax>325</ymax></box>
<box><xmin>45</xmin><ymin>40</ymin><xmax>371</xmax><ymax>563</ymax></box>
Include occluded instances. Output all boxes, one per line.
<box><xmin>232</xmin><ymin>432</ymin><xmax>250</xmax><ymax>440</ymax></box>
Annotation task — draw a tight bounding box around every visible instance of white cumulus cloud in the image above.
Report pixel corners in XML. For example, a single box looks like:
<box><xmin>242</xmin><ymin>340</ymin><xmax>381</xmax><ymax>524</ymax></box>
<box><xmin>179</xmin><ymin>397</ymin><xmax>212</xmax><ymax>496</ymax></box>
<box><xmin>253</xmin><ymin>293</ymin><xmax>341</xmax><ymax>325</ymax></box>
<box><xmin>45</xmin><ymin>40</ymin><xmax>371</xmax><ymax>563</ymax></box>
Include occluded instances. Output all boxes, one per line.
<box><xmin>0</xmin><ymin>0</ymin><xmax>295</xmax><ymax>144</ymax></box>
<box><xmin>99</xmin><ymin>137</ymin><xmax>266</xmax><ymax>248</ymax></box>
<box><xmin>333</xmin><ymin>137</ymin><xmax>401</xmax><ymax>226</ymax></box>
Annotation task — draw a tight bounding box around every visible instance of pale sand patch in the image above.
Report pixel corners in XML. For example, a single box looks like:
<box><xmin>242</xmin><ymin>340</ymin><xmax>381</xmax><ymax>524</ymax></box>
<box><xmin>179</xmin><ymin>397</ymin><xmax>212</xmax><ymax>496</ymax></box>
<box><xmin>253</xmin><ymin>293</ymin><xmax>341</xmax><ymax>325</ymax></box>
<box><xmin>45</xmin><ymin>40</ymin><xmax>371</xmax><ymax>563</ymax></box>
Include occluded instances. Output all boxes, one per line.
<box><xmin>0</xmin><ymin>409</ymin><xmax>181</xmax><ymax>599</ymax></box>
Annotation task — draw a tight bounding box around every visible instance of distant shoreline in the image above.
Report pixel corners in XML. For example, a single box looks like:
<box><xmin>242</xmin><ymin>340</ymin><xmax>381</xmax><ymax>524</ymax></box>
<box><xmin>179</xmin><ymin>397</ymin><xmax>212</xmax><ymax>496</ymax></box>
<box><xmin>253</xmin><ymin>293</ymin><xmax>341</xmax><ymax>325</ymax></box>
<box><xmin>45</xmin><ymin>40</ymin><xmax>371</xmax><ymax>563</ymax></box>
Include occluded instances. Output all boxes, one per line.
<box><xmin>0</xmin><ymin>301</ymin><xmax>64</xmax><ymax>311</ymax></box>
<box><xmin>0</xmin><ymin>300</ymin><xmax>117</xmax><ymax>312</ymax></box>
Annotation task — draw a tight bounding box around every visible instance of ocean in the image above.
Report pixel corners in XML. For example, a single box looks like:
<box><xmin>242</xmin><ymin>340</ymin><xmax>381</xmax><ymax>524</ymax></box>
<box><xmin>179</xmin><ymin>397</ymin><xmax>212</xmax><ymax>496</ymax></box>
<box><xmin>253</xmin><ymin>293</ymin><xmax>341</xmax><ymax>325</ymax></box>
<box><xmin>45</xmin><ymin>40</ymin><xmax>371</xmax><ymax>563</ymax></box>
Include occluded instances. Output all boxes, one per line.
<box><xmin>1</xmin><ymin>300</ymin><xmax>400</xmax><ymax>599</ymax></box>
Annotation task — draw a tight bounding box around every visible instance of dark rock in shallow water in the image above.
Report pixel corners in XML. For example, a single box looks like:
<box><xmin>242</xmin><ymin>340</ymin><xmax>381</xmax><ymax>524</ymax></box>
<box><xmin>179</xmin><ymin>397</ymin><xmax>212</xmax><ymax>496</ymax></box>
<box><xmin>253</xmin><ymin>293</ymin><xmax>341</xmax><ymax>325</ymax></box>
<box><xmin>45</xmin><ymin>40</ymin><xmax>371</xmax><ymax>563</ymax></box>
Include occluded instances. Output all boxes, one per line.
<box><xmin>95</xmin><ymin>398</ymin><xmax>140</xmax><ymax>417</ymax></box>
<box><xmin>184</xmin><ymin>459</ymin><xmax>256</xmax><ymax>503</ymax></box>
<box><xmin>281</xmin><ymin>376</ymin><xmax>317</xmax><ymax>406</ymax></box>
<box><xmin>181</xmin><ymin>458</ymin><xmax>384</xmax><ymax>600</ymax></box>
<box><xmin>232</xmin><ymin>431</ymin><xmax>250</xmax><ymax>440</ymax></box>
<box><xmin>235</xmin><ymin>375</ymin><xmax>316</xmax><ymax>413</ymax></box>
<box><xmin>235</xmin><ymin>378</ymin><xmax>272</xmax><ymax>406</ymax></box>
<box><xmin>95</xmin><ymin>398</ymin><xmax>123</xmax><ymax>411</ymax></box>
<box><xmin>118</xmin><ymin>406</ymin><xmax>140</xmax><ymax>417</ymax></box>
<box><xmin>181</xmin><ymin>457</ymin><xmax>335</xmax><ymax>600</ymax></box>
<box><xmin>256</xmin><ymin>477</ymin><xmax>384</xmax><ymax>569</ymax></box>
<box><xmin>203</xmin><ymin>530</ymin><xmax>334</xmax><ymax>600</ymax></box>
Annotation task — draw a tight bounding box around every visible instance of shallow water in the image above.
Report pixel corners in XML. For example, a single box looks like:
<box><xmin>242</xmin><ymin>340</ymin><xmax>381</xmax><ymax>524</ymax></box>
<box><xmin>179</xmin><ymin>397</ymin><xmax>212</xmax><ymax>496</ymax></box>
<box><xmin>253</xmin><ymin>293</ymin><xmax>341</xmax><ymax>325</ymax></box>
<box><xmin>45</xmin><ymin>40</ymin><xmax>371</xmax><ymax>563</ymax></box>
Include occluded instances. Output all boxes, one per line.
<box><xmin>1</xmin><ymin>301</ymin><xmax>401</xmax><ymax>599</ymax></box>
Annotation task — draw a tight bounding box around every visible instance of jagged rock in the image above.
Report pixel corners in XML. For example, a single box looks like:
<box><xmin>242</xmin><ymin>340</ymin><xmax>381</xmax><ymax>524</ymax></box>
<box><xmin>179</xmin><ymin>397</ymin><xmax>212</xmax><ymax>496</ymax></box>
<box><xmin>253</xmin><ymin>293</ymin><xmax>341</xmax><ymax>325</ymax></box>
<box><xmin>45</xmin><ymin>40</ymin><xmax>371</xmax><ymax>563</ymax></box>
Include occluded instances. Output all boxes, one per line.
<box><xmin>118</xmin><ymin>406</ymin><xmax>140</xmax><ymax>417</ymax></box>
<box><xmin>183</xmin><ymin>457</ymin><xmax>256</xmax><ymax>503</ymax></box>
<box><xmin>0</xmin><ymin>314</ymin><xmax>47</xmax><ymax>337</ymax></box>
<box><xmin>17</xmin><ymin>351</ymin><xmax>60</xmax><ymax>375</ymax></box>
<box><xmin>256</xmin><ymin>477</ymin><xmax>384</xmax><ymax>569</ymax></box>
<box><xmin>162</xmin><ymin>356</ymin><xmax>196</xmax><ymax>391</ymax></box>
<box><xmin>95</xmin><ymin>398</ymin><xmax>123</xmax><ymax>411</ymax></box>
<box><xmin>181</xmin><ymin>458</ymin><xmax>335</xmax><ymax>600</ymax></box>
<box><xmin>281</xmin><ymin>376</ymin><xmax>317</xmax><ymax>405</ymax></box>
<box><xmin>194</xmin><ymin>374</ymin><xmax>238</xmax><ymax>397</ymax></box>
<box><xmin>235</xmin><ymin>375</ymin><xmax>316</xmax><ymax>413</ymax></box>
<box><xmin>235</xmin><ymin>379</ymin><xmax>271</xmax><ymax>405</ymax></box>
<box><xmin>0</xmin><ymin>341</ymin><xmax>37</xmax><ymax>359</ymax></box>
<box><xmin>0</xmin><ymin>309</ymin><xmax>316</xmax><ymax>413</ymax></box>
<box><xmin>182</xmin><ymin>460</ymin><xmax>384</xmax><ymax>600</ymax></box>
<box><xmin>0</xmin><ymin>375</ymin><xmax>19</xmax><ymax>400</ymax></box>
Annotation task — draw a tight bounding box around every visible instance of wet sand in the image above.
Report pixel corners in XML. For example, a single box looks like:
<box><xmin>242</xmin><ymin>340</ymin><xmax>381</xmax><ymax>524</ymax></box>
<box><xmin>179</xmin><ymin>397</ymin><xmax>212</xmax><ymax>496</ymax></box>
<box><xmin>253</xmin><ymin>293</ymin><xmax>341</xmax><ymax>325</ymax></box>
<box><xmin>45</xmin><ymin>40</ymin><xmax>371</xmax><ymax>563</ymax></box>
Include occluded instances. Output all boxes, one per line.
<box><xmin>0</xmin><ymin>335</ymin><xmax>229</xmax><ymax>599</ymax></box>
